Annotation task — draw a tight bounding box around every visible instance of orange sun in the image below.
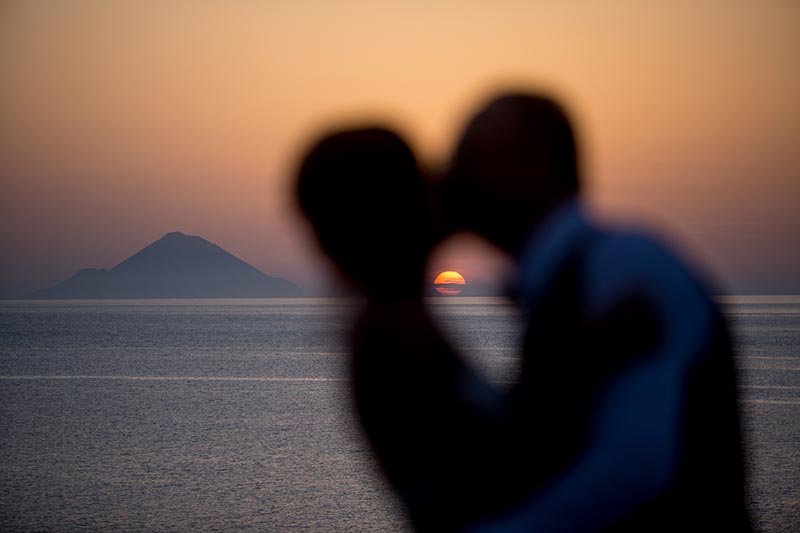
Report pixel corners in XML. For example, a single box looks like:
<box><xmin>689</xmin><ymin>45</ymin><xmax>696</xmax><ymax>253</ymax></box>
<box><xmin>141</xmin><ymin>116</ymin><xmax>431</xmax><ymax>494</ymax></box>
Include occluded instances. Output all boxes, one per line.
<box><xmin>434</xmin><ymin>271</ymin><xmax>466</xmax><ymax>295</ymax></box>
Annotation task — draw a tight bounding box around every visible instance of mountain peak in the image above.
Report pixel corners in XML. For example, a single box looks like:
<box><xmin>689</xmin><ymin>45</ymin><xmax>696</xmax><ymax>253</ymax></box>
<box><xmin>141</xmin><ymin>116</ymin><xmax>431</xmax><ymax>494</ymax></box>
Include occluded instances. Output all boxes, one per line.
<box><xmin>157</xmin><ymin>231</ymin><xmax>204</xmax><ymax>243</ymax></box>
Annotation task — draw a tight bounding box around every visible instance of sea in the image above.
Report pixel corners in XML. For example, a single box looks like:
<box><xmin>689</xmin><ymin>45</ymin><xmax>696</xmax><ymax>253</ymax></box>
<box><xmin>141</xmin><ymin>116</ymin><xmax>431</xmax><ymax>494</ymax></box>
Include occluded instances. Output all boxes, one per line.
<box><xmin>0</xmin><ymin>296</ymin><xmax>798</xmax><ymax>532</ymax></box>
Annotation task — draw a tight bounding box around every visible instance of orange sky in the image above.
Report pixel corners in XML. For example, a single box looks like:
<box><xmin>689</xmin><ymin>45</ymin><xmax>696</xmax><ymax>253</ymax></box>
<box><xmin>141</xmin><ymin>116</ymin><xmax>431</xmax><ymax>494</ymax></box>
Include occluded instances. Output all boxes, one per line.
<box><xmin>1</xmin><ymin>1</ymin><xmax>798</xmax><ymax>295</ymax></box>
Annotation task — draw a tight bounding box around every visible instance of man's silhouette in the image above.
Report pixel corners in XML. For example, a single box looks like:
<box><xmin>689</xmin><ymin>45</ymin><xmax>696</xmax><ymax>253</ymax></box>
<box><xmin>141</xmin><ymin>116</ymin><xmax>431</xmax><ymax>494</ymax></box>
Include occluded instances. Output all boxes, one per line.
<box><xmin>446</xmin><ymin>93</ymin><xmax>751</xmax><ymax>531</ymax></box>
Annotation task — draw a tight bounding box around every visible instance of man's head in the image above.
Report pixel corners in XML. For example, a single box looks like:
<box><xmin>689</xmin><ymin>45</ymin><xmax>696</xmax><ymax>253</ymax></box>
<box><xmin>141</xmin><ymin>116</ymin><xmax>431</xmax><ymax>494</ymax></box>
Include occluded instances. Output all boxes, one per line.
<box><xmin>447</xmin><ymin>92</ymin><xmax>580</xmax><ymax>253</ymax></box>
<box><xmin>296</xmin><ymin>126</ymin><xmax>432</xmax><ymax>296</ymax></box>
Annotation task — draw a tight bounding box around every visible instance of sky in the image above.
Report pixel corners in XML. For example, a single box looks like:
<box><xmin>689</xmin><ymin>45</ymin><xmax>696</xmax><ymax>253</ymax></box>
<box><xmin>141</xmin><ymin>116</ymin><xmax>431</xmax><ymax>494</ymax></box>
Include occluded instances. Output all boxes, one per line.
<box><xmin>1</xmin><ymin>0</ymin><xmax>798</xmax><ymax>296</ymax></box>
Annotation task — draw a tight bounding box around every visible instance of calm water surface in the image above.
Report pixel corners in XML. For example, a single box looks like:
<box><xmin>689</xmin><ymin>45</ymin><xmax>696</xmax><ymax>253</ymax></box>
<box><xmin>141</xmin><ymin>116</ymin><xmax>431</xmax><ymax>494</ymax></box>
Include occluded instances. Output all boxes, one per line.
<box><xmin>1</xmin><ymin>297</ymin><xmax>798</xmax><ymax>531</ymax></box>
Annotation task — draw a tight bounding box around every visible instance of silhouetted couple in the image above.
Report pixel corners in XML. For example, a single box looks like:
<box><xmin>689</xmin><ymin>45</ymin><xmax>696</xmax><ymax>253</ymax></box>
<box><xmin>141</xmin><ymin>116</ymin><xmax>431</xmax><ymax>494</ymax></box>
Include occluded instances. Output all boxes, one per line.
<box><xmin>295</xmin><ymin>92</ymin><xmax>751</xmax><ymax>531</ymax></box>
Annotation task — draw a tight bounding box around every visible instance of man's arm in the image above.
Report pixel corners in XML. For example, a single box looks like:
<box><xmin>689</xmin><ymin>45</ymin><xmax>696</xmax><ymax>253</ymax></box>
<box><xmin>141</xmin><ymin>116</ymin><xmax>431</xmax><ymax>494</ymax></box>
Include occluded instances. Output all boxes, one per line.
<box><xmin>471</xmin><ymin>235</ymin><xmax>714</xmax><ymax>532</ymax></box>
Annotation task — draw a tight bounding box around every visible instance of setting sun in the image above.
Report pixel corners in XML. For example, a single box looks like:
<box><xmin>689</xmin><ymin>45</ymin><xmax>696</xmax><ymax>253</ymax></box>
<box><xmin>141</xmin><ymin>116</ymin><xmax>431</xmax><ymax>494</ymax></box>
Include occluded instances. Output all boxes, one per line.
<box><xmin>434</xmin><ymin>271</ymin><xmax>466</xmax><ymax>295</ymax></box>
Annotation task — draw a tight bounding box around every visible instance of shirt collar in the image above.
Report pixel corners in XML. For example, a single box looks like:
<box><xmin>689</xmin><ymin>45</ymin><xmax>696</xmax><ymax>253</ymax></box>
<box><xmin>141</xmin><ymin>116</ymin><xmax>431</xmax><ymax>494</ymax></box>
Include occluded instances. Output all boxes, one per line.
<box><xmin>516</xmin><ymin>198</ymin><xmax>592</xmax><ymax>309</ymax></box>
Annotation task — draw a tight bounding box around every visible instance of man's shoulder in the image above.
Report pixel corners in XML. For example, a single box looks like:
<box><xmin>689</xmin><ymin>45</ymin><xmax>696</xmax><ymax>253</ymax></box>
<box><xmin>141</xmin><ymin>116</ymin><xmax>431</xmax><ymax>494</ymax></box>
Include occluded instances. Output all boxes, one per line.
<box><xmin>581</xmin><ymin>227</ymin><xmax>712</xmax><ymax>316</ymax></box>
<box><xmin>587</xmin><ymin>228</ymin><xmax>695</xmax><ymax>283</ymax></box>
